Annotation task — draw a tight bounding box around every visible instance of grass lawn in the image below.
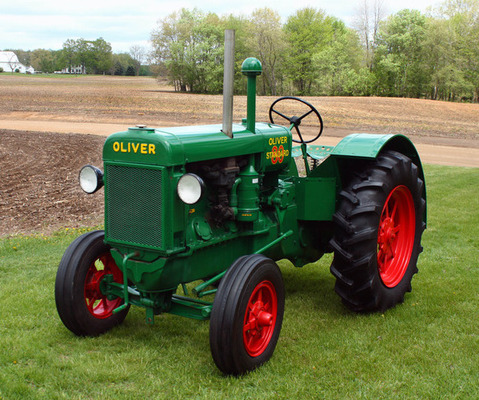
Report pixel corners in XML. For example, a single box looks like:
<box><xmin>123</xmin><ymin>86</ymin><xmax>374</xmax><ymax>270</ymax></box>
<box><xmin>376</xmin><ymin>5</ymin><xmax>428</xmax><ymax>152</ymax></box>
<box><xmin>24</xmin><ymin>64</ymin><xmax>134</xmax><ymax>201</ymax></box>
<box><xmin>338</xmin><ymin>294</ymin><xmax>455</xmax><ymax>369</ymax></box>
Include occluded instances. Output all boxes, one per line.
<box><xmin>0</xmin><ymin>164</ymin><xmax>478</xmax><ymax>399</ymax></box>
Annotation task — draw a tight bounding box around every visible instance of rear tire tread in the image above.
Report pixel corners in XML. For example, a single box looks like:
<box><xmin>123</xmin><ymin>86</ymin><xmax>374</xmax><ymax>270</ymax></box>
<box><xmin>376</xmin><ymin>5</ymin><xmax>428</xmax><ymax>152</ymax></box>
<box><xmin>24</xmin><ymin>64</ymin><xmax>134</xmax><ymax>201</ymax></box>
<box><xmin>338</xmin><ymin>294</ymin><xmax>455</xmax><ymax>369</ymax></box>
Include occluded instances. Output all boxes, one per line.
<box><xmin>330</xmin><ymin>151</ymin><xmax>425</xmax><ymax>312</ymax></box>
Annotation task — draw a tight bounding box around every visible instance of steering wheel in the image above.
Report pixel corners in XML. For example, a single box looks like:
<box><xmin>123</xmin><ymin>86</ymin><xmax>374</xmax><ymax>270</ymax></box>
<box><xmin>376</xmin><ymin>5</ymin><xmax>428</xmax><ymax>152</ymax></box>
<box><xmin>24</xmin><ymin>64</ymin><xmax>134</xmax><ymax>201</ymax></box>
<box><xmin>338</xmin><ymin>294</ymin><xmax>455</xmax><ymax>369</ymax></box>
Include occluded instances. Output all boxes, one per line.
<box><xmin>269</xmin><ymin>96</ymin><xmax>323</xmax><ymax>143</ymax></box>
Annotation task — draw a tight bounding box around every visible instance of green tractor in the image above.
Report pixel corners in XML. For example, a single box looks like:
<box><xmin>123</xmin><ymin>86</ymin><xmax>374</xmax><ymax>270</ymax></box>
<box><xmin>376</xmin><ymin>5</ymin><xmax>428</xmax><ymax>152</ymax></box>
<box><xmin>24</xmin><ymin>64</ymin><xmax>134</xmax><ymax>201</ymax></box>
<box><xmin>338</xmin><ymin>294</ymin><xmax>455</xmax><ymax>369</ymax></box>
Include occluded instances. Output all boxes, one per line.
<box><xmin>55</xmin><ymin>36</ymin><xmax>426</xmax><ymax>375</ymax></box>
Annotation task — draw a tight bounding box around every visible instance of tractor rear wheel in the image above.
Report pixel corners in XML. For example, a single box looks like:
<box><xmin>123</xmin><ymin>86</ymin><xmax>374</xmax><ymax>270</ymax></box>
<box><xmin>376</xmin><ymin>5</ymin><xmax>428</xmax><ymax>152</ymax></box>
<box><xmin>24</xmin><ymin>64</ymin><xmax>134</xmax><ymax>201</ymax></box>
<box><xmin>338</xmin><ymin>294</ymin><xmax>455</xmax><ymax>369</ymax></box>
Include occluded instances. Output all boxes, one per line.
<box><xmin>330</xmin><ymin>151</ymin><xmax>425</xmax><ymax>312</ymax></box>
<box><xmin>209</xmin><ymin>254</ymin><xmax>285</xmax><ymax>375</ymax></box>
<box><xmin>55</xmin><ymin>230</ymin><xmax>129</xmax><ymax>336</ymax></box>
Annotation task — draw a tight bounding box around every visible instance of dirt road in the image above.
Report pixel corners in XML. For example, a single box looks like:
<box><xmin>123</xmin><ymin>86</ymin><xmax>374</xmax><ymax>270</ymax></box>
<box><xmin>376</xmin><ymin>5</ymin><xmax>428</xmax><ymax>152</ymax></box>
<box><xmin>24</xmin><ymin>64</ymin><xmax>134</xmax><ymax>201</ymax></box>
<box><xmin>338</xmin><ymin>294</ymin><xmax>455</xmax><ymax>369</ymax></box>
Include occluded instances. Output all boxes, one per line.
<box><xmin>1</xmin><ymin>119</ymin><xmax>477</xmax><ymax>168</ymax></box>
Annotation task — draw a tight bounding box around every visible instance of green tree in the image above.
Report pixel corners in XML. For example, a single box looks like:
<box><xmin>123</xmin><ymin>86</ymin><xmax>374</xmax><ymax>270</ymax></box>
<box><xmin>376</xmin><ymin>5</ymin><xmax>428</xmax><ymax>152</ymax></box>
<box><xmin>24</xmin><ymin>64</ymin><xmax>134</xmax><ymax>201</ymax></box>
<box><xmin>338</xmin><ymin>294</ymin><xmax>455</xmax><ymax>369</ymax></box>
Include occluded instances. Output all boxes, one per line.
<box><xmin>92</xmin><ymin>38</ymin><xmax>113</xmax><ymax>74</ymax></box>
<box><xmin>139</xmin><ymin>65</ymin><xmax>152</xmax><ymax>76</ymax></box>
<box><xmin>61</xmin><ymin>39</ymin><xmax>79</xmax><ymax>72</ymax></box>
<box><xmin>60</xmin><ymin>38</ymin><xmax>113</xmax><ymax>74</ymax></box>
<box><xmin>113</xmin><ymin>61</ymin><xmax>124</xmax><ymax>76</ymax></box>
<box><xmin>151</xmin><ymin>8</ymin><xmax>224</xmax><ymax>92</ymax></box>
<box><xmin>125</xmin><ymin>65</ymin><xmax>136</xmax><ymax>76</ymax></box>
<box><xmin>30</xmin><ymin>49</ymin><xmax>60</xmax><ymax>73</ymax></box>
<box><xmin>433</xmin><ymin>0</ymin><xmax>479</xmax><ymax>101</ymax></box>
<box><xmin>313</xmin><ymin>20</ymin><xmax>371</xmax><ymax>95</ymax></box>
<box><xmin>353</xmin><ymin>0</ymin><xmax>387</xmax><ymax>70</ymax></box>
<box><xmin>423</xmin><ymin>16</ymin><xmax>471</xmax><ymax>100</ymax></box>
<box><xmin>110</xmin><ymin>53</ymin><xmax>136</xmax><ymax>76</ymax></box>
<box><xmin>129</xmin><ymin>45</ymin><xmax>147</xmax><ymax>76</ymax></box>
<box><xmin>374</xmin><ymin>9</ymin><xmax>428</xmax><ymax>97</ymax></box>
<box><xmin>190</xmin><ymin>12</ymin><xmax>224</xmax><ymax>93</ymax></box>
<box><xmin>248</xmin><ymin>8</ymin><xmax>285</xmax><ymax>95</ymax></box>
<box><xmin>75</xmin><ymin>39</ymin><xmax>93</xmax><ymax>73</ymax></box>
<box><xmin>221</xmin><ymin>13</ymin><xmax>254</xmax><ymax>95</ymax></box>
<box><xmin>283</xmin><ymin>8</ymin><xmax>335</xmax><ymax>95</ymax></box>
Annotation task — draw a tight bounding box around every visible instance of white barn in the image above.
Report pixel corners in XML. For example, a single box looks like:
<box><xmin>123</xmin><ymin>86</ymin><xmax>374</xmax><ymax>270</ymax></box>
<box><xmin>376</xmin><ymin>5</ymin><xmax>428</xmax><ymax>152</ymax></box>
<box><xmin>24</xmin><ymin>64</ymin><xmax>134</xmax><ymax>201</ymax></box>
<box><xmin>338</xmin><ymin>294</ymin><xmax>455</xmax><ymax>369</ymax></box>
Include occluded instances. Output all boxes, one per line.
<box><xmin>0</xmin><ymin>51</ymin><xmax>34</xmax><ymax>73</ymax></box>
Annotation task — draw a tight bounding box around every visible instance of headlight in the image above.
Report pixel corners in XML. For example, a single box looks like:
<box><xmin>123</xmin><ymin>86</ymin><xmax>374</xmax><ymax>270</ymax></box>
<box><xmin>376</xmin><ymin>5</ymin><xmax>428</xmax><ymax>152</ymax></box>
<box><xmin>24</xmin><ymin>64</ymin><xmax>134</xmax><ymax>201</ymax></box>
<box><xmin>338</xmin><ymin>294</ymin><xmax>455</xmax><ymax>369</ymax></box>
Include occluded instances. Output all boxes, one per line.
<box><xmin>79</xmin><ymin>165</ymin><xmax>104</xmax><ymax>194</ymax></box>
<box><xmin>177</xmin><ymin>173</ymin><xmax>204</xmax><ymax>204</ymax></box>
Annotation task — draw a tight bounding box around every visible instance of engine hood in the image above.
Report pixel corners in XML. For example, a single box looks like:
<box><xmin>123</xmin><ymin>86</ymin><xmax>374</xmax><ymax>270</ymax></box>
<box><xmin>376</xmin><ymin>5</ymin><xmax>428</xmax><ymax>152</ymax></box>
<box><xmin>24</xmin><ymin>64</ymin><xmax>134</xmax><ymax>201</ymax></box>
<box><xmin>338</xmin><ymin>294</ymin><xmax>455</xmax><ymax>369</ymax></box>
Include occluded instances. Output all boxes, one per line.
<box><xmin>103</xmin><ymin>122</ymin><xmax>292</xmax><ymax>171</ymax></box>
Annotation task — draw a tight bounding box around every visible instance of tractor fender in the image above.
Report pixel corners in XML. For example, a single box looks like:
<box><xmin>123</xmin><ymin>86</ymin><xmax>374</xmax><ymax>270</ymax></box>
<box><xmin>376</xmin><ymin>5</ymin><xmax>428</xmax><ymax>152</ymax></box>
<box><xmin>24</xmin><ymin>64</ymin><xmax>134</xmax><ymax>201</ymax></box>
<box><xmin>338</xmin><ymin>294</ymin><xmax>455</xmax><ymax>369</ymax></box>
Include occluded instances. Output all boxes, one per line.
<box><xmin>331</xmin><ymin>133</ymin><xmax>426</xmax><ymax>223</ymax></box>
<box><xmin>332</xmin><ymin>133</ymin><xmax>418</xmax><ymax>161</ymax></box>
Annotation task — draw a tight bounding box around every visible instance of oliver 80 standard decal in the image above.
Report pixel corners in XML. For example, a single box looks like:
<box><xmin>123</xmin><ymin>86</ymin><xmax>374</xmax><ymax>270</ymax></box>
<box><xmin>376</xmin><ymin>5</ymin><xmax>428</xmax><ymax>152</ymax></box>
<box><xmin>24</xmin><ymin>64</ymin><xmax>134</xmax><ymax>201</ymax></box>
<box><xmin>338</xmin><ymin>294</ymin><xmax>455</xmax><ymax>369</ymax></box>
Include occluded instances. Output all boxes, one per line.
<box><xmin>266</xmin><ymin>136</ymin><xmax>290</xmax><ymax>164</ymax></box>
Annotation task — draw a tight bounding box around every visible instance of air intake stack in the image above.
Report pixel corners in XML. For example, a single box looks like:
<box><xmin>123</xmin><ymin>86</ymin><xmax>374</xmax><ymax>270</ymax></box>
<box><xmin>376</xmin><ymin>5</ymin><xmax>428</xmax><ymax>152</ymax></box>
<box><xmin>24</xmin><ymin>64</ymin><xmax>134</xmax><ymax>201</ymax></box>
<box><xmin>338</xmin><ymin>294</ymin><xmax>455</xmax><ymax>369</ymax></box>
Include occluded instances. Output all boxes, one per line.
<box><xmin>241</xmin><ymin>57</ymin><xmax>262</xmax><ymax>133</ymax></box>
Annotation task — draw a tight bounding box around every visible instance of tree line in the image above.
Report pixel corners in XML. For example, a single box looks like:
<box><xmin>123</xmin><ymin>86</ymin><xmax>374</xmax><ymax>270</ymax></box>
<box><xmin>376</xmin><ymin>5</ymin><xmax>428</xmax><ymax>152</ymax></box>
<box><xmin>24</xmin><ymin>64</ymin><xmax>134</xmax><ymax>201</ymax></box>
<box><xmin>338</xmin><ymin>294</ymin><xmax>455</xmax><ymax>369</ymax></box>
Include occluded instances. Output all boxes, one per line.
<box><xmin>6</xmin><ymin>39</ymin><xmax>150</xmax><ymax>76</ymax></box>
<box><xmin>150</xmin><ymin>0</ymin><xmax>479</xmax><ymax>102</ymax></box>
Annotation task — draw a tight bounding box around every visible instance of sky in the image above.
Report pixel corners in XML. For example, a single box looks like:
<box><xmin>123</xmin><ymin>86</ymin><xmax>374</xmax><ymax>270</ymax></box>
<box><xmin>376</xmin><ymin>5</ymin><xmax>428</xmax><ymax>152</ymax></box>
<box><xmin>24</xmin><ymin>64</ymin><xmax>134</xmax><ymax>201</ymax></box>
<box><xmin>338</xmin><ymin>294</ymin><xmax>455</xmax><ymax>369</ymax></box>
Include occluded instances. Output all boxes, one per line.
<box><xmin>1</xmin><ymin>0</ymin><xmax>442</xmax><ymax>54</ymax></box>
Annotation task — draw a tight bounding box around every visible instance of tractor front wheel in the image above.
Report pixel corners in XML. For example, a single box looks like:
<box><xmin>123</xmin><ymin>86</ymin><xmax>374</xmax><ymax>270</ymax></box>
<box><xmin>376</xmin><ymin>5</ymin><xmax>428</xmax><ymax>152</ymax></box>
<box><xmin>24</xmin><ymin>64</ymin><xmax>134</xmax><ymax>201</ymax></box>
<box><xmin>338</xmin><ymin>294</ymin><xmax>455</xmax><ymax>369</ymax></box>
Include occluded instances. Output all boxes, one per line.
<box><xmin>209</xmin><ymin>254</ymin><xmax>285</xmax><ymax>375</ymax></box>
<box><xmin>55</xmin><ymin>230</ymin><xmax>129</xmax><ymax>336</ymax></box>
<box><xmin>330</xmin><ymin>151</ymin><xmax>425</xmax><ymax>312</ymax></box>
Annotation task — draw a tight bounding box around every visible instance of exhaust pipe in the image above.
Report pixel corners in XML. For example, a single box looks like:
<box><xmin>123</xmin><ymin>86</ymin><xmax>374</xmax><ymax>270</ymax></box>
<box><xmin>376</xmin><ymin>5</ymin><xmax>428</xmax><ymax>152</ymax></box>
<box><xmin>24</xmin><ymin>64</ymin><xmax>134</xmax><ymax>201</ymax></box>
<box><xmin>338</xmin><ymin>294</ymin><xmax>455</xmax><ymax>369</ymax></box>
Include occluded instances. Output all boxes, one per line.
<box><xmin>222</xmin><ymin>29</ymin><xmax>235</xmax><ymax>138</ymax></box>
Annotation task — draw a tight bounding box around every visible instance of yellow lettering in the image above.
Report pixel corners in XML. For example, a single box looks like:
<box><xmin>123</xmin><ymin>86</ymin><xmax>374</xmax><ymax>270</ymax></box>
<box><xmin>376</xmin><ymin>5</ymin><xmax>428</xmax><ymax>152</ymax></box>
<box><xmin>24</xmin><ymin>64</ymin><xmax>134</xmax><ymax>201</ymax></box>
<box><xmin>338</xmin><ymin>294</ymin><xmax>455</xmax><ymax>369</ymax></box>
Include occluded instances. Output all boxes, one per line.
<box><xmin>268</xmin><ymin>136</ymin><xmax>288</xmax><ymax>146</ymax></box>
<box><xmin>112</xmin><ymin>141</ymin><xmax>154</xmax><ymax>155</ymax></box>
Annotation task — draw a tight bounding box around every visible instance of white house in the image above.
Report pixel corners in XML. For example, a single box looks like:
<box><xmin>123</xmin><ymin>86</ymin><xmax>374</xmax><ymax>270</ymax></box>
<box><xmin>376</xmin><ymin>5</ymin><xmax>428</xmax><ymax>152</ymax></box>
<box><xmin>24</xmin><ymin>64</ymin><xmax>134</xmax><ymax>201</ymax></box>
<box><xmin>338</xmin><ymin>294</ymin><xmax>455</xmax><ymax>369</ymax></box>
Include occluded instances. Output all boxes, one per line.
<box><xmin>0</xmin><ymin>51</ymin><xmax>35</xmax><ymax>73</ymax></box>
<box><xmin>60</xmin><ymin>65</ymin><xmax>86</xmax><ymax>74</ymax></box>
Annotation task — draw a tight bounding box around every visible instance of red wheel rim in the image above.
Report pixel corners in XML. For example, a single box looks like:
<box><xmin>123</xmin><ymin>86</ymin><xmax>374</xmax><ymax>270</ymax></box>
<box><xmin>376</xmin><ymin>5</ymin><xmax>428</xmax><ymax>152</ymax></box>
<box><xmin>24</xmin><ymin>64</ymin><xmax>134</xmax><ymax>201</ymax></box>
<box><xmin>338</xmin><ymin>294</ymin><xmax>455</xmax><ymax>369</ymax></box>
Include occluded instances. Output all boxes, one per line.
<box><xmin>377</xmin><ymin>185</ymin><xmax>416</xmax><ymax>287</ymax></box>
<box><xmin>243</xmin><ymin>280</ymin><xmax>278</xmax><ymax>357</ymax></box>
<box><xmin>84</xmin><ymin>252</ymin><xmax>123</xmax><ymax>319</ymax></box>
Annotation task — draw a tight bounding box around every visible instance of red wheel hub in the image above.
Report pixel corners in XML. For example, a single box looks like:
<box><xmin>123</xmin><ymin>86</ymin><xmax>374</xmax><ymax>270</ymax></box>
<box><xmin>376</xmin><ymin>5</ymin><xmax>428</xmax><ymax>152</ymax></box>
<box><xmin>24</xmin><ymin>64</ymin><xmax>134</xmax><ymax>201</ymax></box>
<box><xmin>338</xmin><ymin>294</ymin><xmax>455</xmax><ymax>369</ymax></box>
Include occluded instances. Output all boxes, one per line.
<box><xmin>243</xmin><ymin>280</ymin><xmax>278</xmax><ymax>357</ymax></box>
<box><xmin>84</xmin><ymin>252</ymin><xmax>123</xmax><ymax>319</ymax></box>
<box><xmin>377</xmin><ymin>185</ymin><xmax>416</xmax><ymax>287</ymax></box>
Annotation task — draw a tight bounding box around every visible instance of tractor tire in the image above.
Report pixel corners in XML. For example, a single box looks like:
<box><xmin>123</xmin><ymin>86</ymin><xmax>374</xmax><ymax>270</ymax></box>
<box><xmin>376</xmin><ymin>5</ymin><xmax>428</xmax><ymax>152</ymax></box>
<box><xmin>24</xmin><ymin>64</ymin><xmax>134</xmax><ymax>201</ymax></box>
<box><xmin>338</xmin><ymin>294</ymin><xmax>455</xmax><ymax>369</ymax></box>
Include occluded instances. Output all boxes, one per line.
<box><xmin>55</xmin><ymin>230</ymin><xmax>129</xmax><ymax>336</ymax></box>
<box><xmin>209</xmin><ymin>254</ymin><xmax>285</xmax><ymax>375</ymax></box>
<box><xmin>330</xmin><ymin>150</ymin><xmax>425</xmax><ymax>312</ymax></box>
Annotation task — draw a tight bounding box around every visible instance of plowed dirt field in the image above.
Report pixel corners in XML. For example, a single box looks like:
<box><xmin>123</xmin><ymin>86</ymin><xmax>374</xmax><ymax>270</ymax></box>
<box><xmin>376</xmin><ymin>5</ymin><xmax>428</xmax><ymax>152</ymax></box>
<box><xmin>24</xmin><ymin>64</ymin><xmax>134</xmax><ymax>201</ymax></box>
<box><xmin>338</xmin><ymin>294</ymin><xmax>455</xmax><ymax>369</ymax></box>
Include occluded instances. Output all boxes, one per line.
<box><xmin>1</xmin><ymin>74</ymin><xmax>478</xmax><ymax>237</ymax></box>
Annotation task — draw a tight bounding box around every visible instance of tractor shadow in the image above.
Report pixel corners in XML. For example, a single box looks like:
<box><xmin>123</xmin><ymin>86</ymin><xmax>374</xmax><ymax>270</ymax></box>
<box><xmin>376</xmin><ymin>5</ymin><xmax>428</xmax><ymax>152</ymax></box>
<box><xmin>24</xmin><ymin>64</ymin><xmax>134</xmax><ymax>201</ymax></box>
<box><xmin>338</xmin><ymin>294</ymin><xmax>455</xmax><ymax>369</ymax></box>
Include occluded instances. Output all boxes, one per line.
<box><xmin>279</xmin><ymin>257</ymin><xmax>352</xmax><ymax>318</ymax></box>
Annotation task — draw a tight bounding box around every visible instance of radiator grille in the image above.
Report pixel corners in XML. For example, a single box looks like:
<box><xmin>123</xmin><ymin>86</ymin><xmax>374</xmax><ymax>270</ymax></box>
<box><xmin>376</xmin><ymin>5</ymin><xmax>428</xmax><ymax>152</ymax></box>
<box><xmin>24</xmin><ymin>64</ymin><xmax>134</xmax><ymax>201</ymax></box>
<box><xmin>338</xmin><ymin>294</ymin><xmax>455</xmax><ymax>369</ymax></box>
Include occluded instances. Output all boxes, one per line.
<box><xmin>106</xmin><ymin>165</ymin><xmax>164</xmax><ymax>249</ymax></box>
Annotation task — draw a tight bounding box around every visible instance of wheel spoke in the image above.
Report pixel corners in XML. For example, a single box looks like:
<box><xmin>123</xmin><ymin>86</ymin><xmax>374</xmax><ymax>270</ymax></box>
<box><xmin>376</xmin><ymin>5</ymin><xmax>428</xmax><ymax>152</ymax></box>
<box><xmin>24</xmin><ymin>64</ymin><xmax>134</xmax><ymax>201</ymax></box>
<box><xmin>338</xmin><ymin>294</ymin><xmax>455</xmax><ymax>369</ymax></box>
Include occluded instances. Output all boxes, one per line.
<box><xmin>246</xmin><ymin>334</ymin><xmax>254</xmax><ymax>348</ymax></box>
<box><xmin>271</xmin><ymin>108</ymin><xmax>291</xmax><ymax>122</ymax></box>
<box><xmin>84</xmin><ymin>281</ymin><xmax>98</xmax><ymax>296</ymax></box>
<box><xmin>390</xmin><ymin>201</ymin><xmax>398</xmax><ymax>221</ymax></box>
<box><xmin>95</xmin><ymin>298</ymin><xmax>107</xmax><ymax>314</ymax></box>
<box><xmin>387</xmin><ymin>245</ymin><xmax>395</xmax><ymax>261</ymax></box>
<box><xmin>263</xmin><ymin>301</ymin><xmax>271</xmax><ymax>312</ymax></box>
<box><xmin>256</xmin><ymin>289</ymin><xmax>263</xmax><ymax>304</ymax></box>
<box><xmin>378</xmin><ymin>249</ymin><xmax>386</xmax><ymax>269</ymax></box>
<box><xmin>295</xmin><ymin>128</ymin><xmax>305</xmax><ymax>143</ymax></box>
<box><xmin>85</xmin><ymin>297</ymin><xmax>95</xmax><ymax>313</ymax></box>
<box><xmin>299</xmin><ymin>108</ymin><xmax>314</xmax><ymax>121</ymax></box>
